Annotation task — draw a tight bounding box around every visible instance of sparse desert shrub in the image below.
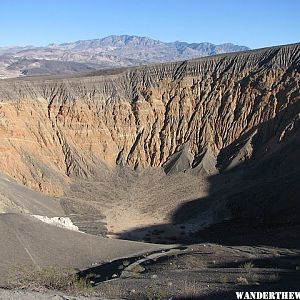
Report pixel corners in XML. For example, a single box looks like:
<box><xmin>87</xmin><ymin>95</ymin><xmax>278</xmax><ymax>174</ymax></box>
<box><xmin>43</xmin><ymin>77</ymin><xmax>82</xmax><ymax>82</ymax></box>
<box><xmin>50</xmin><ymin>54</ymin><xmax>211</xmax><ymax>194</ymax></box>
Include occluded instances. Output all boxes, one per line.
<box><xmin>122</xmin><ymin>259</ymin><xmax>130</xmax><ymax>266</ymax></box>
<box><xmin>251</xmin><ymin>273</ymin><xmax>259</xmax><ymax>284</ymax></box>
<box><xmin>182</xmin><ymin>278</ymin><xmax>198</xmax><ymax>298</ymax></box>
<box><xmin>240</xmin><ymin>261</ymin><xmax>254</xmax><ymax>272</ymax></box>
<box><xmin>146</xmin><ymin>286</ymin><xmax>168</xmax><ymax>300</ymax></box>
<box><xmin>8</xmin><ymin>265</ymin><xmax>92</xmax><ymax>294</ymax></box>
<box><xmin>236</xmin><ymin>276</ymin><xmax>249</xmax><ymax>285</ymax></box>
<box><xmin>130</xmin><ymin>264</ymin><xmax>145</xmax><ymax>274</ymax></box>
<box><xmin>220</xmin><ymin>274</ymin><xmax>228</xmax><ymax>284</ymax></box>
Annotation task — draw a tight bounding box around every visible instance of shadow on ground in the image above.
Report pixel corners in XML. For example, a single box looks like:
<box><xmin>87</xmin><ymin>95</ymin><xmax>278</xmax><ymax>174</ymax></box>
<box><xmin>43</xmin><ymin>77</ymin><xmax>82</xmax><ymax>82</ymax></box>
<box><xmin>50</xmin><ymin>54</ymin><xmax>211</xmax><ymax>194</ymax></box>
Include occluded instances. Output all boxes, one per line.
<box><xmin>87</xmin><ymin>106</ymin><xmax>300</xmax><ymax>299</ymax></box>
<box><xmin>118</xmin><ymin>103</ymin><xmax>300</xmax><ymax>249</ymax></box>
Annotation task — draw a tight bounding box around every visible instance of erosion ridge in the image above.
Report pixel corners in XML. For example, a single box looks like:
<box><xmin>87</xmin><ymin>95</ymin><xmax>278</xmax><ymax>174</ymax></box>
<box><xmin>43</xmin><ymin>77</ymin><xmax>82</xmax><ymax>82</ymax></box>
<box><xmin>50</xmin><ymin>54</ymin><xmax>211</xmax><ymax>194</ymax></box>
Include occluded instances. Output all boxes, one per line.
<box><xmin>0</xmin><ymin>43</ymin><xmax>299</xmax><ymax>191</ymax></box>
<box><xmin>0</xmin><ymin>44</ymin><xmax>300</xmax><ymax>242</ymax></box>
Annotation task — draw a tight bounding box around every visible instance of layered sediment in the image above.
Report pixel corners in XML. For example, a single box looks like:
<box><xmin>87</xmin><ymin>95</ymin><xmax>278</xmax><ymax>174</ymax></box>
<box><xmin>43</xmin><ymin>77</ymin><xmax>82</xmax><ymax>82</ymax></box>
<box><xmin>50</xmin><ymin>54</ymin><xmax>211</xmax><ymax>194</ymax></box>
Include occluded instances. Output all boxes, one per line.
<box><xmin>0</xmin><ymin>44</ymin><xmax>299</xmax><ymax>196</ymax></box>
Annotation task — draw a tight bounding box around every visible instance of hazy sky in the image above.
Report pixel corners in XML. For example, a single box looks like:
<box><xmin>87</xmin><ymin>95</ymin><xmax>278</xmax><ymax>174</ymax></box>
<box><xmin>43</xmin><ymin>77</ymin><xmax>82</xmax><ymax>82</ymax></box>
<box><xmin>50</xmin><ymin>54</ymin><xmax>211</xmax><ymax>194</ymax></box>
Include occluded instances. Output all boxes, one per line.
<box><xmin>1</xmin><ymin>0</ymin><xmax>299</xmax><ymax>48</ymax></box>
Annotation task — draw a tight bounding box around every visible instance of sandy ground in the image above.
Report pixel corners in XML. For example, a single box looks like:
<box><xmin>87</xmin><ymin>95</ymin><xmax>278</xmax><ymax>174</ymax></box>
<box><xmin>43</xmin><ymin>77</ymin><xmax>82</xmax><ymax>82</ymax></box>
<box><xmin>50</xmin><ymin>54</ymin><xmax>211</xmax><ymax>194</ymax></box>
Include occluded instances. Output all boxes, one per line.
<box><xmin>0</xmin><ymin>173</ymin><xmax>64</xmax><ymax>216</ymax></box>
<box><xmin>0</xmin><ymin>213</ymin><xmax>165</xmax><ymax>287</ymax></box>
<box><xmin>105</xmin><ymin>206</ymin><xmax>161</xmax><ymax>238</ymax></box>
<box><xmin>65</xmin><ymin>167</ymin><xmax>209</xmax><ymax>237</ymax></box>
<box><xmin>0</xmin><ymin>289</ymin><xmax>106</xmax><ymax>300</ymax></box>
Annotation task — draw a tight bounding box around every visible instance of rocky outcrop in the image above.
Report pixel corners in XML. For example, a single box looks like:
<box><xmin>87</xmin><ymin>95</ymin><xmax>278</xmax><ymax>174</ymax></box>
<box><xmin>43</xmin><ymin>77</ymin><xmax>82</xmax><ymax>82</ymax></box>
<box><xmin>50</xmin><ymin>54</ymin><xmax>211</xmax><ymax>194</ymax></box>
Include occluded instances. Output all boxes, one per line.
<box><xmin>0</xmin><ymin>43</ymin><xmax>299</xmax><ymax>195</ymax></box>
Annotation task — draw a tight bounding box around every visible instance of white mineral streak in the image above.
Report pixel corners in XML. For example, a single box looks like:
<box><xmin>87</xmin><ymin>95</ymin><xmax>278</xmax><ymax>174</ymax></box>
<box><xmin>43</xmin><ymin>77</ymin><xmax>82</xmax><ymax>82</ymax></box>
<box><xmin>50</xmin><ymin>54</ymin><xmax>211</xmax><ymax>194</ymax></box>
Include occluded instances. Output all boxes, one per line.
<box><xmin>32</xmin><ymin>215</ymin><xmax>79</xmax><ymax>231</ymax></box>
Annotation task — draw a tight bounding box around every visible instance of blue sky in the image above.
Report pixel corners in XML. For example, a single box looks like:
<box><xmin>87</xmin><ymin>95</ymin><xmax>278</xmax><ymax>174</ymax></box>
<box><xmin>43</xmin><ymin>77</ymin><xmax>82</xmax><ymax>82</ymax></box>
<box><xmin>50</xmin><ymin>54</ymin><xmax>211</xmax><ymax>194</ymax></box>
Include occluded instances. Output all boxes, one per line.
<box><xmin>0</xmin><ymin>0</ymin><xmax>299</xmax><ymax>48</ymax></box>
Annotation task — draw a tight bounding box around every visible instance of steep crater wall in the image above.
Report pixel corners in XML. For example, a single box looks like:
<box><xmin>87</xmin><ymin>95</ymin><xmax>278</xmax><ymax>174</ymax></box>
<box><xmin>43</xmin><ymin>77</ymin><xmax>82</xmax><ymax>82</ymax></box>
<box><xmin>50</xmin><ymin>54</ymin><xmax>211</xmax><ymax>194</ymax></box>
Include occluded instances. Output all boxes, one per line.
<box><xmin>0</xmin><ymin>44</ymin><xmax>299</xmax><ymax>196</ymax></box>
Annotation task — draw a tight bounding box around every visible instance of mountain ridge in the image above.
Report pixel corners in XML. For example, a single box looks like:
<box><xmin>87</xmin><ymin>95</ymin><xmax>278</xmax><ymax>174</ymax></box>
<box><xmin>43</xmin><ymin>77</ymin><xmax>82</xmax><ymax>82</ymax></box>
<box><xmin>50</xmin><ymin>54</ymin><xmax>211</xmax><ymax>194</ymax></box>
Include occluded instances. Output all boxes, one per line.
<box><xmin>0</xmin><ymin>35</ymin><xmax>249</xmax><ymax>79</ymax></box>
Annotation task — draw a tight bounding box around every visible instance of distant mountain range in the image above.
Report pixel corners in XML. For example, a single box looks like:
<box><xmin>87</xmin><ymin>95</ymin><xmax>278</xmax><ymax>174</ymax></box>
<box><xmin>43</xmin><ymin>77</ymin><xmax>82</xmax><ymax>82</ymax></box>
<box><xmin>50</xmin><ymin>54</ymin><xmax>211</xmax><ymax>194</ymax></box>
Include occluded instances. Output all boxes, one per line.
<box><xmin>0</xmin><ymin>35</ymin><xmax>249</xmax><ymax>78</ymax></box>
